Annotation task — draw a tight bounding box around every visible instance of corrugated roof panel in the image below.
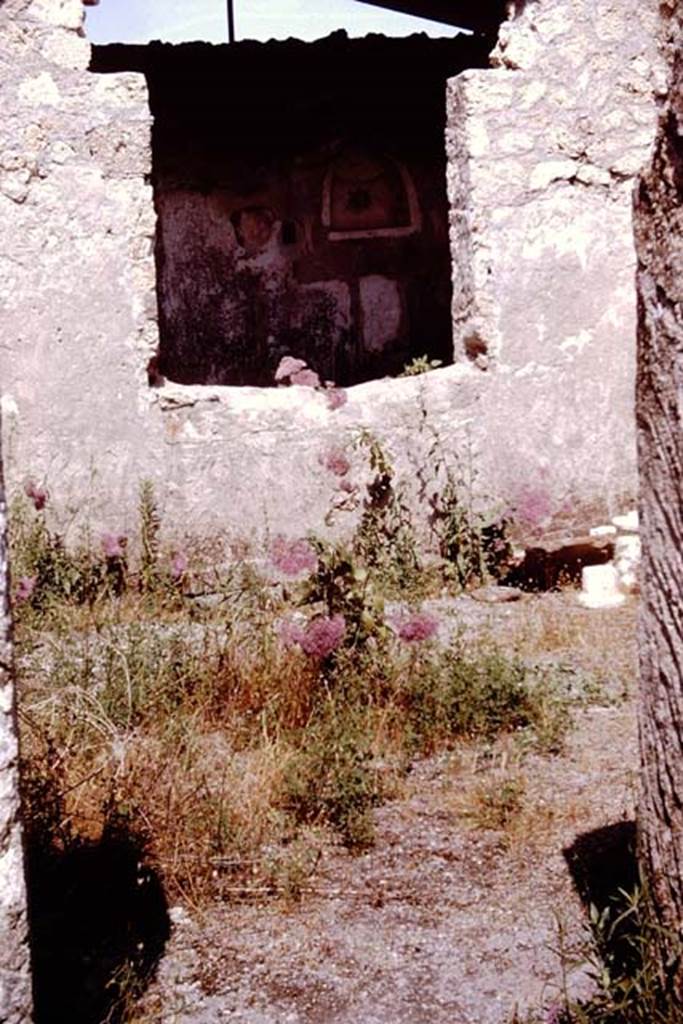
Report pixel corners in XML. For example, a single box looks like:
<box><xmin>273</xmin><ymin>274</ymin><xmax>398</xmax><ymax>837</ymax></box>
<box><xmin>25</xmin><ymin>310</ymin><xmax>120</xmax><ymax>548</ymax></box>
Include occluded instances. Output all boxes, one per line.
<box><xmin>353</xmin><ymin>0</ymin><xmax>507</xmax><ymax>32</ymax></box>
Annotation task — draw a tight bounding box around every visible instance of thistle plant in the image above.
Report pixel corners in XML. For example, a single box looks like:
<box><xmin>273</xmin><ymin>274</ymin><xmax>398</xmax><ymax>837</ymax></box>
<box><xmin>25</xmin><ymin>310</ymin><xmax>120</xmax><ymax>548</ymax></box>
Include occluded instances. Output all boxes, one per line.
<box><xmin>138</xmin><ymin>479</ymin><xmax>161</xmax><ymax>593</ymax></box>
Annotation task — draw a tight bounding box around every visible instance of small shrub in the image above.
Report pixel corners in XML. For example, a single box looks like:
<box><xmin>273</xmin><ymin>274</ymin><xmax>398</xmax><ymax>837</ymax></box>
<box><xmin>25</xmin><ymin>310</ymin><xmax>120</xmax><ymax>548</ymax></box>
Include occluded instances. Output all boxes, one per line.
<box><xmin>534</xmin><ymin>885</ymin><xmax>683</xmax><ymax>1024</ymax></box>
<box><xmin>282</xmin><ymin>707</ymin><xmax>381</xmax><ymax>849</ymax></box>
<box><xmin>465</xmin><ymin>773</ymin><xmax>526</xmax><ymax>831</ymax></box>
<box><xmin>297</xmin><ymin>538</ymin><xmax>388</xmax><ymax>658</ymax></box>
<box><xmin>262</xmin><ymin>834</ymin><xmax>322</xmax><ymax>902</ymax></box>
<box><xmin>9</xmin><ymin>497</ymin><xmax>106</xmax><ymax>613</ymax></box>
<box><xmin>400</xmin><ymin>355</ymin><xmax>443</xmax><ymax>377</ymax></box>
<box><xmin>353</xmin><ymin>432</ymin><xmax>423</xmax><ymax>597</ymax></box>
<box><xmin>426</xmin><ymin>471</ymin><xmax>513</xmax><ymax>590</ymax></box>
<box><xmin>138</xmin><ymin>480</ymin><xmax>161</xmax><ymax>593</ymax></box>
<box><xmin>398</xmin><ymin>644</ymin><xmax>547</xmax><ymax>751</ymax></box>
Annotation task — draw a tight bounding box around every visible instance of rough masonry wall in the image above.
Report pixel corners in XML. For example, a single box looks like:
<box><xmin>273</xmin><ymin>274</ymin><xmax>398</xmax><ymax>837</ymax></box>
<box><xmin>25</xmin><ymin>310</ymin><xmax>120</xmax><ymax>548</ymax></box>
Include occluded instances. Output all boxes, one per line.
<box><xmin>0</xmin><ymin>419</ymin><xmax>32</xmax><ymax>1024</ymax></box>
<box><xmin>0</xmin><ymin>0</ymin><xmax>160</xmax><ymax>526</ymax></box>
<box><xmin>447</xmin><ymin>0</ymin><xmax>667</xmax><ymax>516</ymax></box>
<box><xmin>0</xmin><ymin>0</ymin><xmax>666</xmax><ymax>550</ymax></box>
<box><xmin>0</xmin><ymin>0</ymin><xmax>485</xmax><ymax>546</ymax></box>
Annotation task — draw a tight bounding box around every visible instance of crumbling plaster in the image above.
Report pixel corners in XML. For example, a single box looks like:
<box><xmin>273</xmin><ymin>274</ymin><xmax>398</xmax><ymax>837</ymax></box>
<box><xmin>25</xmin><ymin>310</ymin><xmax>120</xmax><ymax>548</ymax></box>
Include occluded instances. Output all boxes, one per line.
<box><xmin>447</xmin><ymin>0</ymin><xmax>667</xmax><ymax>505</ymax></box>
<box><xmin>126</xmin><ymin>35</ymin><xmax>473</xmax><ymax>388</ymax></box>
<box><xmin>0</xmin><ymin>0</ymin><xmax>667</xmax><ymax>547</ymax></box>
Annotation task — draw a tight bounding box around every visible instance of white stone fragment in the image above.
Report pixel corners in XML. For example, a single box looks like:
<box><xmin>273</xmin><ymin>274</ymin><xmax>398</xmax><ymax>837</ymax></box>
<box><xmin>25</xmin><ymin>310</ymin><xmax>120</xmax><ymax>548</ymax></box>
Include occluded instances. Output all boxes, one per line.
<box><xmin>590</xmin><ymin>525</ymin><xmax>617</xmax><ymax>538</ymax></box>
<box><xmin>529</xmin><ymin>159</ymin><xmax>578</xmax><ymax>191</ymax></box>
<box><xmin>614</xmin><ymin>535</ymin><xmax>641</xmax><ymax>594</ymax></box>
<box><xmin>578</xmin><ymin>563</ymin><xmax>626</xmax><ymax>609</ymax></box>
<box><xmin>615</xmin><ymin>535</ymin><xmax>641</xmax><ymax>560</ymax></box>
<box><xmin>575</xmin><ymin>165</ymin><xmax>612</xmax><ymax>187</ymax></box>
<box><xmin>612</xmin><ymin>510</ymin><xmax>639</xmax><ymax>533</ymax></box>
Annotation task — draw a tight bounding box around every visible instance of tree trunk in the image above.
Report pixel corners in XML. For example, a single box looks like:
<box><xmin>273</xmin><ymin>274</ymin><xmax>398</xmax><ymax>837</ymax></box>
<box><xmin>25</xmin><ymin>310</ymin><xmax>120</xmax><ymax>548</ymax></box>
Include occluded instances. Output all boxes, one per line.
<box><xmin>0</xmin><ymin>417</ymin><xmax>33</xmax><ymax>1021</ymax></box>
<box><xmin>635</xmin><ymin>5</ymin><xmax>683</xmax><ymax>1000</ymax></box>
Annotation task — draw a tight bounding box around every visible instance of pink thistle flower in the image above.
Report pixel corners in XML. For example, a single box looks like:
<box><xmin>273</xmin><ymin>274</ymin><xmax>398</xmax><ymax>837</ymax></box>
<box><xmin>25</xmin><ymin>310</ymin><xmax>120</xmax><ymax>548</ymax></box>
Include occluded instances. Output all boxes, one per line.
<box><xmin>275</xmin><ymin>355</ymin><xmax>307</xmax><ymax>383</ymax></box>
<box><xmin>320</xmin><ymin>447</ymin><xmax>351</xmax><ymax>477</ymax></box>
<box><xmin>270</xmin><ymin>535</ymin><xmax>317</xmax><ymax>577</ymax></box>
<box><xmin>291</xmin><ymin>368</ymin><xmax>321</xmax><ymax>388</ymax></box>
<box><xmin>337</xmin><ymin>478</ymin><xmax>355</xmax><ymax>494</ymax></box>
<box><xmin>170</xmin><ymin>551</ymin><xmax>188</xmax><ymax>581</ymax></box>
<box><xmin>398</xmin><ymin>611</ymin><xmax>439</xmax><ymax>644</ymax></box>
<box><xmin>275</xmin><ymin>618</ymin><xmax>305</xmax><ymax>649</ymax></box>
<box><xmin>24</xmin><ymin>480</ymin><xmax>48</xmax><ymax>511</ymax></box>
<box><xmin>326</xmin><ymin>388</ymin><xmax>348</xmax><ymax>410</ymax></box>
<box><xmin>101</xmin><ymin>532</ymin><xmax>128</xmax><ymax>559</ymax></box>
<box><xmin>299</xmin><ymin>614</ymin><xmax>346</xmax><ymax>658</ymax></box>
<box><xmin>16</xmin><ymin>576</ymin><xmax>36</xmax><ymax>602</ymax></box>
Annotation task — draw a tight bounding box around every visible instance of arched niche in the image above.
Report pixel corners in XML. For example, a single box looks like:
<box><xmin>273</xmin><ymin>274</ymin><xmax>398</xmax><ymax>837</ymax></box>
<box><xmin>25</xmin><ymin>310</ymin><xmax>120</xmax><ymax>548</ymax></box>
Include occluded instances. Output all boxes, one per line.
<box><xmin>322</xmin><ymin>147</ymin><xmax>421</xmax><ymax>240</ymax></box>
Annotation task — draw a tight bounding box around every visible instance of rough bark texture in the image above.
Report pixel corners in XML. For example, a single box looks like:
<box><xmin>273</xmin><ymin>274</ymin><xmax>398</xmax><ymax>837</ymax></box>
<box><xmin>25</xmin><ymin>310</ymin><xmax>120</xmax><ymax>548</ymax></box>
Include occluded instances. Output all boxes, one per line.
<box><xmin>635</xmin><ymin>2</ymin><xmax>683</xmax><ymax>997</ymax></box>
<box><xmin>0</xmin><ymin>417</ymin><xmax>33</xmax><ymax>1022</ymax></box>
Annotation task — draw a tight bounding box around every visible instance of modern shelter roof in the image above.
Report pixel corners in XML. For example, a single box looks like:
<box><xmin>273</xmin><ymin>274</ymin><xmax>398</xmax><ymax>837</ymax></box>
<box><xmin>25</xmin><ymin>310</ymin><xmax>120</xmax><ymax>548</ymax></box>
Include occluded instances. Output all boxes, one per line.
<box><xmin>354</xmin><ymin>0</ymin><xmax>508</xmax><ymax>34</ymax></box>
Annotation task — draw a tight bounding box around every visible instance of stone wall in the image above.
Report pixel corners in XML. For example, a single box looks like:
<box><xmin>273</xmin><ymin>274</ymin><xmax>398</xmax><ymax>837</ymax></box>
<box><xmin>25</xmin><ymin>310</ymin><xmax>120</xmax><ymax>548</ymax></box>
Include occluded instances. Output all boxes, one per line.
<box><xmin>446</xmin><ymin>0</ymin><xmax>667</xmax><ymax>514</ymax></box>
<box><xmin>0</xmin><ymin>0</ymin><xmax>158</xmax><ymax>530</ymax></box>
<box><xmin>0</xmin><ymin>0</ymin><xmax>667</xmax><ymax>550</ymax></box>
<box><xmin>0</xmin><ymin>419</ymin><xmax>32</xmax><ymax>1023</ymax></box>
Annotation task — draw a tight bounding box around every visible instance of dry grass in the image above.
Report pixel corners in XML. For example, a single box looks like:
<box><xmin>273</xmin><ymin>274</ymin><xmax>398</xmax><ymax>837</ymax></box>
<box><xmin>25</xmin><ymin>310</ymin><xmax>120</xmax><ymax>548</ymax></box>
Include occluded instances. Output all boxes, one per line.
<box><xmin>11</xmin><ymin>485</ymin><xmax>634</xmax><ymax>910</ymax></box>
<box><xmin>502</xmin><ymin>592</ymin><xmax>638</xmax><ymax>701</ymax></box>
<box><xmin>16</xmin><ymin>591</ymin><xmax>583</xmax><ymax>906</ymax></box>
<box><xmin>11</xmin><ymin>472</ymin><xmax>654</xmax><ymax>1024</ymax></box>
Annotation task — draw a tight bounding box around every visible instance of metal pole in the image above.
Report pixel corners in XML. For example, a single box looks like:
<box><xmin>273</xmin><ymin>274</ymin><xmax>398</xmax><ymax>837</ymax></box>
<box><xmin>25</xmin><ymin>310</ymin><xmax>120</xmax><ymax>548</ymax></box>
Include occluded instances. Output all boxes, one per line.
<box><xmin>227</xmin><ymin>0</ymin><xmax>235</xmax><ymax>42</ymax></box>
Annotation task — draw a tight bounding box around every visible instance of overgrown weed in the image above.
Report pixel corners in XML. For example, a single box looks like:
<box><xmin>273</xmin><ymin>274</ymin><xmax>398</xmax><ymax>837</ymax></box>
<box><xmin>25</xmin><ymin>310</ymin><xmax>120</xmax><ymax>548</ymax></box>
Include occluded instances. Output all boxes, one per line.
<box><xmin>11</xmin><ymin>467</ymin><xmax>580</xmax><ymax>912</ymax></box>
<box><xmin>463</xmin><ymin>770</ymin><xmax>527</xmax><ymax>831</ymax></box>
<box><xmin>519</xmin><ymin>884</ymin><xmax>683</xmax><ymax>1024</ymax></box>
<box><xmin>415</xmin><ymin>399</ymin><xmax>514</xmax><ymax>590</ymax></box>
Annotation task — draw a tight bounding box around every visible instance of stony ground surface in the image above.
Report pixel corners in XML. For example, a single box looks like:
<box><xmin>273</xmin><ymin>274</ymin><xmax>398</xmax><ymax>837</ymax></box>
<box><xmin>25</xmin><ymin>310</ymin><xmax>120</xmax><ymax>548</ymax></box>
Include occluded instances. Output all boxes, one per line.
<box><xmin>133</xmin><ymin>593</ymin><xmax>639</xmax><ymax>1024</ymax></box>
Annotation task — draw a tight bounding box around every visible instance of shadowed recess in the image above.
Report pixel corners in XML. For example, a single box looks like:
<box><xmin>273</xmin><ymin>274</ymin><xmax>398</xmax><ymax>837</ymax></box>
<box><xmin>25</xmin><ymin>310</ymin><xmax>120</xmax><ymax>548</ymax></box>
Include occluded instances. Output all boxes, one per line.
<box><xmin>25</xmin><ymin>797</ymin><xmax>170</xmax><ymax>1024</ymax></box>
<box><xmin>93</xmin><ymin>32</ymin><xmax>491</xmax><ymax>387</ymax></box>
<box><xmin>565</xmin><ymin>820</ymin><xmax>639</xmax><ymax>978</ymax></box>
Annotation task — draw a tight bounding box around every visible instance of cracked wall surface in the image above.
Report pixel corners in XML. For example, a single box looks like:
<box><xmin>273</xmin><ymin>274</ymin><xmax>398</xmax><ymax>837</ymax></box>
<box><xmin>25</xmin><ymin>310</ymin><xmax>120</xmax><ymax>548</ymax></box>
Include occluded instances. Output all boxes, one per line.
<box><xmin>0</xmin><ymin>0</ymin><xmax>667</xmax><ymax>550</ymax></box>
<box><xmin>447</xmin><ymin>0</ymin><xmax>667</xmax><ymax>511</ymax></box>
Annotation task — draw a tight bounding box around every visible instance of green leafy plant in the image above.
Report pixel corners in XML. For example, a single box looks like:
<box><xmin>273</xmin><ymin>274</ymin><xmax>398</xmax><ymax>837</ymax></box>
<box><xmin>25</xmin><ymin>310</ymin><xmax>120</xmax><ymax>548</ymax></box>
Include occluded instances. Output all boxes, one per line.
<box><xmin>283</xmin><ymin>705</ymin><xmax>381</xmax><ymax>849</ymax></box>
<box><xmin>297</xmin><ymin>538</ymin><xmax>388</xmax><ymax>658</ymax></box>
<box><xmin>431</xmin><ymin>476</ymin><xmax>512</xmax><ymax>588</ymax></box>
<box><xmin>465</xmin><ymin>773</ymin><xmax>526</xmax><ymax>831</ymax></box>
<box><xmin>352</xmin><ymin>431</ymin><xmax>424</xmax><ymax>597</ymax></box>
<box><xmin>398</xmin><ymin>642</ymin><xmax>567</xmax><ymax>753</ymax></box>
<box><xmin>400</xmin><ymin>355</ymin><xmax>443</xmax><ymax>377</ymax></box>
<box><xmin>10</xmin><ymin>495</ymin><xmax>107</xmax><ymax>613</ymax></box>
<box><xmin>555</xmin><ymin>886</ymin><xmax>681</xmax><ymax>1023</ymax></box>
<box><xmin>414</xmin><ymin>402</ymin><xmax>513</xmax><ymax>590</ymax></box>
<box><xmin>138</xmin><ymin>479</ymin><xmax>161</xmax><ymax>594</ymax></box>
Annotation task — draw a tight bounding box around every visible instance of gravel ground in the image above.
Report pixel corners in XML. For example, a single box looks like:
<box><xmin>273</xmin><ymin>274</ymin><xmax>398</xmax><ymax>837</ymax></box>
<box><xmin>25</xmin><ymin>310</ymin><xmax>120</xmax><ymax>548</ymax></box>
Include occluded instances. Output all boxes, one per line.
<box><xmin>20</xmin><ymin>589</ymin><xmax>639</xmax><ymax>1024</ymax></box>
<box><xmin>137</xmin><ymin>682</ymin><xmax>638</xmax><ymax>1024</ymax></box>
